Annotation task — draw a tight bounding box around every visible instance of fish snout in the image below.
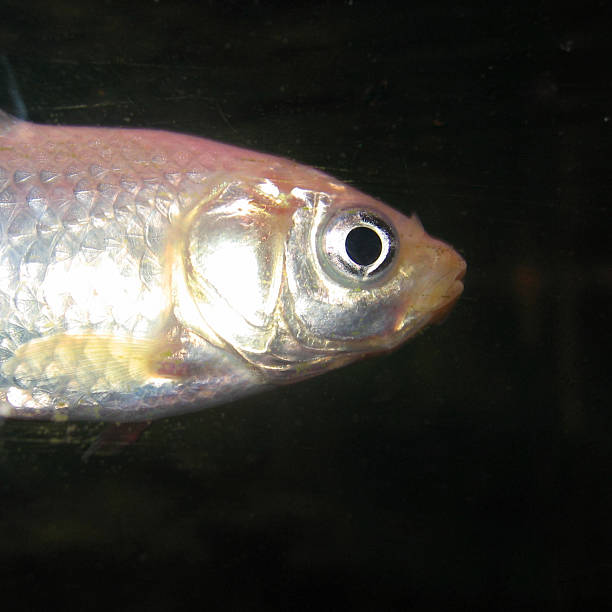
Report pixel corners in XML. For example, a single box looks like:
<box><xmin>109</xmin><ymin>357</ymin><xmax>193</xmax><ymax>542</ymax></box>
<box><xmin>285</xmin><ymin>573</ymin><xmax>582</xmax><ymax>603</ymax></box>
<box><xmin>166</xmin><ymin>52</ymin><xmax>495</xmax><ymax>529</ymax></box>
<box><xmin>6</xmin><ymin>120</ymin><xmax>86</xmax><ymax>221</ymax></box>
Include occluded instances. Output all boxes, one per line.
<box><xmin>424</xmin><ymin>246</ymin><xmax>466</xmax><ymax>324</ymax></box>
<box><xmin>394</xmin><ymin>242</ymin><xmax>466</xmax><ymax>335</ymax></box>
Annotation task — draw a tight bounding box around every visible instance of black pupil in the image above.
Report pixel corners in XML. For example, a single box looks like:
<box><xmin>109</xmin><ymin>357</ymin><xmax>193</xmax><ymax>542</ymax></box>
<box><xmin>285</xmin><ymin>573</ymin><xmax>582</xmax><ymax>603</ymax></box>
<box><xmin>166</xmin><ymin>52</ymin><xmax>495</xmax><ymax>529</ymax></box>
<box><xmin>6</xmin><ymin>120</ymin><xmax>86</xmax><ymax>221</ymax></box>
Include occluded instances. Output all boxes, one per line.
<box><xmin>345</xmin><ymin>226</ymin><xmax>382</xmax><ymax>266</ymax></box>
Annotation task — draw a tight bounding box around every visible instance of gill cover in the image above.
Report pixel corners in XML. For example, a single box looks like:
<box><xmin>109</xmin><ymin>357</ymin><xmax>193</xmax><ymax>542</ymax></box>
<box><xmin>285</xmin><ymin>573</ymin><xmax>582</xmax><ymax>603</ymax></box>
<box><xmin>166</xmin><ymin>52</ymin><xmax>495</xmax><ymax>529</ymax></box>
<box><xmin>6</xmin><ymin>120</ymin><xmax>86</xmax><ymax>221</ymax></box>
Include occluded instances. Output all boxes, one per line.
<box><xmin>184</xmin><ymin>180</ymin><xmax>291</xmax><ymax>356</ymax></box>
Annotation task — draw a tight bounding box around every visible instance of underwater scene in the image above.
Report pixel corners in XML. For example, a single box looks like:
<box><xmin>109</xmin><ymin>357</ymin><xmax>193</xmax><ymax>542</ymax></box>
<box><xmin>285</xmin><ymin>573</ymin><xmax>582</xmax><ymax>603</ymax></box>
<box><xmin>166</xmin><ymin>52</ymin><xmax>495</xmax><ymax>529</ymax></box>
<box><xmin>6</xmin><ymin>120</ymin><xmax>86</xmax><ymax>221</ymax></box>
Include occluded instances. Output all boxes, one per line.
<box><xmin>1</xmin><ymin>1</ymin><xmax>610</xmax><ymax>610</ymax></box>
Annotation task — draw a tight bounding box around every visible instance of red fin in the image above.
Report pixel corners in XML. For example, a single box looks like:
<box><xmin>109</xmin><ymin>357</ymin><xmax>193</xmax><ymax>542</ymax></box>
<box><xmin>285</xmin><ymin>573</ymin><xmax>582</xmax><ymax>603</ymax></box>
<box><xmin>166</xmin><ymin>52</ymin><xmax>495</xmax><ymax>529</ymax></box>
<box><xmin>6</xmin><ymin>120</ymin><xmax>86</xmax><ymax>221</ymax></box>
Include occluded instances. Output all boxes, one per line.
<box><xmin>81</xmin><ymin>421</ymin><xmax>151</xmax><ymax>462</ymax></box>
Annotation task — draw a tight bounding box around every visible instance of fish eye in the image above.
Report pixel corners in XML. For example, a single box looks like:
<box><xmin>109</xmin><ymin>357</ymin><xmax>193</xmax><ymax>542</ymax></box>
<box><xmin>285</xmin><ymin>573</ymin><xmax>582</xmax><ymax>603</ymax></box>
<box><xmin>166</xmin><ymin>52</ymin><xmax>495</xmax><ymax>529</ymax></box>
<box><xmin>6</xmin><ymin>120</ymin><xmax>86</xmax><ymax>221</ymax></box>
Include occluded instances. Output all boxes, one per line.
<box><xmin>318</xmin><ymin>208</ymin><xmax>397</xmax><ymax>282</ymax></box>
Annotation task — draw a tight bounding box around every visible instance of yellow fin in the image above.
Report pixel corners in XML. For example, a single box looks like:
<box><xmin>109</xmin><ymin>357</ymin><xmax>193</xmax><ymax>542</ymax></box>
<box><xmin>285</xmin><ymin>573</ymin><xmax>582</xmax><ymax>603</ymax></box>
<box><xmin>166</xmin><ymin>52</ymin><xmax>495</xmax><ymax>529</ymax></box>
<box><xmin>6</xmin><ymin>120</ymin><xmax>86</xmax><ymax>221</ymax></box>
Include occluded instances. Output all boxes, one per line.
<box><xmin>5</xmin><ymin>334</ymin><xmax>165</xmax><ymax>394</ymax></box>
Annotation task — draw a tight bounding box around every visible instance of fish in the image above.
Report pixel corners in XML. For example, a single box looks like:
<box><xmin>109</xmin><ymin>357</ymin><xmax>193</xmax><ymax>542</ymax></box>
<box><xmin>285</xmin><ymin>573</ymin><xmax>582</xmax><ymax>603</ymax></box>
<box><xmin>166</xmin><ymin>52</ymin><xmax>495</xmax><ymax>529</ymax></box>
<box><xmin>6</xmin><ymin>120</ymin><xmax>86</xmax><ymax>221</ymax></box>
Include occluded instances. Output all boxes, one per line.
<box><xmin>0</xmin><ymin>109</ymin><xmax>466</xmax><ymax>423</ymax></box>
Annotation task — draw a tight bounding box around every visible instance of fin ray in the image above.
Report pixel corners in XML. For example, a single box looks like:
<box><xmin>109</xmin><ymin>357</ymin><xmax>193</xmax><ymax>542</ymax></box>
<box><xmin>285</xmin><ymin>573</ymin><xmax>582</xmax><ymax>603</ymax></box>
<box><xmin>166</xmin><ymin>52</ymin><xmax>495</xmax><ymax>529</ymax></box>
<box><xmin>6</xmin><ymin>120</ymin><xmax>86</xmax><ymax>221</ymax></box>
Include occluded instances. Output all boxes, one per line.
<box><xmin>4</xmin><ymin>334</ymin><xmax>163</xmax><ymax>395</ymax></box>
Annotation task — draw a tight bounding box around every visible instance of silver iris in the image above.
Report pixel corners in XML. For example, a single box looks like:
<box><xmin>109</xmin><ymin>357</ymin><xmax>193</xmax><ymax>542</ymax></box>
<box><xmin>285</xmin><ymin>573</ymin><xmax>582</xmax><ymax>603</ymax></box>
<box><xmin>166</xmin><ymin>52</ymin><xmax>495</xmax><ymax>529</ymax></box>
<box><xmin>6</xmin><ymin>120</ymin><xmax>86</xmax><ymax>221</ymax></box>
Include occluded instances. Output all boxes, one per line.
<box><xmin>318</xmin><ymin>208</ymin><xmax>397</xmax><ymax>283</ymax></box>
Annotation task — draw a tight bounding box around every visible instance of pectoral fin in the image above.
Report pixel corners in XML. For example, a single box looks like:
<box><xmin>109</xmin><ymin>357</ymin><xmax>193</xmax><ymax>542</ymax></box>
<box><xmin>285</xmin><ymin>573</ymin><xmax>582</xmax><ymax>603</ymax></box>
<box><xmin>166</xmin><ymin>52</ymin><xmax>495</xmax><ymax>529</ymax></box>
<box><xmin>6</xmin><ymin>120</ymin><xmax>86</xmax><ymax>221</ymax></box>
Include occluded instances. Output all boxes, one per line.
<box><xmin>4</xmin><ymin>333</ymin><xmax>178</xmax><ymax>395</ymax></box>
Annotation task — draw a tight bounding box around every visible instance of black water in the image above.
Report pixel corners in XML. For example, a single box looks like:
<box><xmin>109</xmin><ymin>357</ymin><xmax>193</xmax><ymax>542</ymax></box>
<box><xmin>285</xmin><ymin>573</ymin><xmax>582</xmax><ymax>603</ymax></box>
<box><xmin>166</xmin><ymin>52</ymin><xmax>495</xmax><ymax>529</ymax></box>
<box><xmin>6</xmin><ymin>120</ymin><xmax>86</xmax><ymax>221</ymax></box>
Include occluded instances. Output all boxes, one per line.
<box><xmin>1</xmin><ymin>1</ymin><xmax>610</xmax><ymax>609</ymax></box>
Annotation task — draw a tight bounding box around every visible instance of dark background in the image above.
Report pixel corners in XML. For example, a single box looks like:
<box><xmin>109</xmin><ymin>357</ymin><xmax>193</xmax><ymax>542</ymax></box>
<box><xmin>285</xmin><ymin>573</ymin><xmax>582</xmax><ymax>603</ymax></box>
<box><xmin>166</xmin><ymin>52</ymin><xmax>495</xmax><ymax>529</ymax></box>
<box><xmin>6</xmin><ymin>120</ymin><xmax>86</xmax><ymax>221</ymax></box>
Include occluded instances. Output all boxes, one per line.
<box><xmin>1</xmin><ymin>0</ymin><xmax>610</xmax><ymax>609</ymax></box>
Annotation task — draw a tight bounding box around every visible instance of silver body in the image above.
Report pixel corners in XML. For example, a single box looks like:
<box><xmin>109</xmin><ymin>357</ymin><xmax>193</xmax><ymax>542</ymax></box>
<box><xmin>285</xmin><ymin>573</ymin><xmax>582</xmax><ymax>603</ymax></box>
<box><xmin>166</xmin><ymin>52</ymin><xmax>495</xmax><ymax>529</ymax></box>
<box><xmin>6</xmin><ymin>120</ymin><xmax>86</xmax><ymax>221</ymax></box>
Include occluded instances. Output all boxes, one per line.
<box><xmin>0</xmin><ymin>111</ymin><xmax>465</xmax><ymax>422</ymax></box>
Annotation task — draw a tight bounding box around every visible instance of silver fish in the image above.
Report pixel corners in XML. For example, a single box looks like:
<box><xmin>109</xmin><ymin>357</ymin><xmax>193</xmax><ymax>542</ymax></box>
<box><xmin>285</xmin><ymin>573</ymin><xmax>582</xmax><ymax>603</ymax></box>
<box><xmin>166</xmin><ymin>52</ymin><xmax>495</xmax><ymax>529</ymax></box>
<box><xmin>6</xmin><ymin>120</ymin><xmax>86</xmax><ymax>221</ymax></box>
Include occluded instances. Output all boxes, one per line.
<box><xmin>0</xmin><ymin>110</ymin><xmax>465</xmax><ymax>422</ymax></box>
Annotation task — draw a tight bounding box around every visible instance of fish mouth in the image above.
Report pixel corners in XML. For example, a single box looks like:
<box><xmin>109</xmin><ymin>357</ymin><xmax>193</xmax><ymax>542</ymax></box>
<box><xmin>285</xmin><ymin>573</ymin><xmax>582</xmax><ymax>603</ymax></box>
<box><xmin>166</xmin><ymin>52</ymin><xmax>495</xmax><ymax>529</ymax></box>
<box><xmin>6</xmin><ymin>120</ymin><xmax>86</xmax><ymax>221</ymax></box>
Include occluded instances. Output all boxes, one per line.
<box><xmin>429</xmin><ymin>282</ymin><xmax>464</xmax><ymax>323</ymax></box>
<box><xmin>394</xmin><ymin>254</ymin><xmax>466</xmax><ymax>335</ymax></box>
<box><xmin>426</xmin><ymin>257</ymin><xmax>466</xmax><ymax>325</ymax></box>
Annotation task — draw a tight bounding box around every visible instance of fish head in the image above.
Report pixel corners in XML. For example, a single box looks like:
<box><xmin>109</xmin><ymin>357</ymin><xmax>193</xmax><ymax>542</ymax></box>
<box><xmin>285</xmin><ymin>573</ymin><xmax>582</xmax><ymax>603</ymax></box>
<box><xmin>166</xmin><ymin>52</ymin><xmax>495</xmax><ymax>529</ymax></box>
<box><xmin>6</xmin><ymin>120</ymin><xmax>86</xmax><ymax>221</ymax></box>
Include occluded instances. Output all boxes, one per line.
<box><xmin>177</xmin><ymin>164</ymin><xmax>466</xmax><ymax>380</ymax></box>
<box><xmin>282</xmin><ymin>178</ymin><xmax>466</xmax><ymax>354</ymax></box>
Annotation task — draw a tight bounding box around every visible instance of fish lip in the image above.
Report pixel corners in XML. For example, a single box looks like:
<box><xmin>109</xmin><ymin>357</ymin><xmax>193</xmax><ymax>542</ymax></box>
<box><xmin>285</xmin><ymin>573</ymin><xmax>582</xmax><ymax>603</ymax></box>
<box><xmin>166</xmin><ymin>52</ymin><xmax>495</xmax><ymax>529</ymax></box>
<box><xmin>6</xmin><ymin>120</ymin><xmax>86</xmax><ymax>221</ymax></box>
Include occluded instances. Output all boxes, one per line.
<box><xmin>395</xmin><ymin>260</ymin><xmax>466</xmax><ymax>334</ymax></box>
<box><xmin>428</xmin><ymin>266</ymin><xmax>466</xmax><ymax>325</ymax></box>
<box><xmin>455</xmin><ymin>257</ymin><xmax>467</xmax><ymax>283</ymax></box>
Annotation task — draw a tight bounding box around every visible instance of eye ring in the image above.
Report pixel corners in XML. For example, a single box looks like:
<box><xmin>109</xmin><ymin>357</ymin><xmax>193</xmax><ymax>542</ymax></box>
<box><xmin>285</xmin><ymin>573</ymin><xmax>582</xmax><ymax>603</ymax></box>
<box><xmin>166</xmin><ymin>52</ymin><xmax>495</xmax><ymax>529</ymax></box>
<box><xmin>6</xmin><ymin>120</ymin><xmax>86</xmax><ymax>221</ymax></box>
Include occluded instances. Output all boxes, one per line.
<box><xmin>318</xmin><ymin>208</ymin><xmax>397</xmax><ymax>282</ymax></box>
